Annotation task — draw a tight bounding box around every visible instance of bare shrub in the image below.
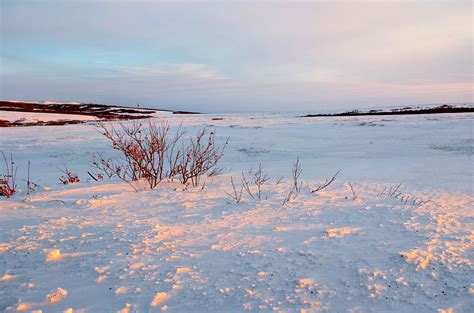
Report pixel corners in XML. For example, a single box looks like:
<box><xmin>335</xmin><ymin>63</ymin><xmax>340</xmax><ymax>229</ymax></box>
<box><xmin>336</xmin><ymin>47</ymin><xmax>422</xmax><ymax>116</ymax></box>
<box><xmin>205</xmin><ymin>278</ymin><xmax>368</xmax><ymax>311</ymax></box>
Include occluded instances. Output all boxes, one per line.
<box><xmin>95</xmin><ymin>120</ymin><xmax>227</xmax><ymax>189</ymax></box>
<box><xmin>95</xmin><ymin>121</ymin><xmax>184</xmax><ymax>188</ymax></box>
<box><xmin>0</xmin><ymin>152</ymin><xmax>17</xmax><ymax>198</ymax></box>
<box><xmin>310</xmin><ymin>169</ymin><xmax>341</xmax><ymax>193</ymax></box>
<box><xmin>59</xmin><ymin>167</ymin><xmax>80</xmax><ymax>185</ymax></box>
<box><xmin>282</xmin><ymin>157</ymin><xmax>303</xmax><ymax>206</ymax></box>
<box><xmin>177</xmin><ymin>128</ymin><xmax>228</xmax><ymax>187</ymax></box>
<box><xmin>241</xmin><ymin>164</ymin><xmax>269</xmax><ymax>200</ymax></box>
<box><xmin>292</xmin><ymin>157</ymin><xmax>303</xmax><ymax>193</ymax></box>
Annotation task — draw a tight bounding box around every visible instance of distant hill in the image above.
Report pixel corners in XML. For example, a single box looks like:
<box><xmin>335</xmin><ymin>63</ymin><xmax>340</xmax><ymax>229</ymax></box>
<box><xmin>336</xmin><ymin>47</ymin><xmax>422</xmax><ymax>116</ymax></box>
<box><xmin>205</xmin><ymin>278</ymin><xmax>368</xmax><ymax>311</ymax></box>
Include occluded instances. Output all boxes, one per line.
<box><xmin>0</xmin><ymin>100</ymin><xmax>200</xmax><ymax>127</ymax></box>
<box><xmin>302</xmin><ymin>104</ymin><xmax>474</xmax><ymax>118</ymax></box>
<box><xmin>0</xmin><ymin>100</ymin><xmax>168</xmax><ymax>119</ymax></box>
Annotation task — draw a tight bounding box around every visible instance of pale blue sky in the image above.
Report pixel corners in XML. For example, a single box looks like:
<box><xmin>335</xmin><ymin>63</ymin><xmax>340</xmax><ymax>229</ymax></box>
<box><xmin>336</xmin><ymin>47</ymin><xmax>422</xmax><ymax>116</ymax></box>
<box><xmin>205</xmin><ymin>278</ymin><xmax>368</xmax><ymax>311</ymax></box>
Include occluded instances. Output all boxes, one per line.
<box><xmin>1</xmin><ymin>0</ymin><xmax>472</xmax><ymax>112</ymax></box>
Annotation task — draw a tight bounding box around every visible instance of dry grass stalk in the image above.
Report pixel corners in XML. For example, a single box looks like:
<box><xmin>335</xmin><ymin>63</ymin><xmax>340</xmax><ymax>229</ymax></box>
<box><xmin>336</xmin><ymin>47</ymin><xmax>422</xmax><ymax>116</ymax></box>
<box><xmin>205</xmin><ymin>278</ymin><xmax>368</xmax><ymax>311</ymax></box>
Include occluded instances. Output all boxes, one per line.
<box><xmin>241</xmin><ymin>163</ymin><xmax>269</xmax><ymax>200</ymax></box>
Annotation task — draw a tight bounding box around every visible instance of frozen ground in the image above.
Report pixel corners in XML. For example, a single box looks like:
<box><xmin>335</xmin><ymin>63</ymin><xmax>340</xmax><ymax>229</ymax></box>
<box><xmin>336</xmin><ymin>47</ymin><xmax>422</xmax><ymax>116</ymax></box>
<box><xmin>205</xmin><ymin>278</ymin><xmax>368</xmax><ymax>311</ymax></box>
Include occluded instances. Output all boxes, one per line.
<box><xmin>0</xmin><ymin>111</ymin><xmax>473</xmax><ymax>312</ymax></box>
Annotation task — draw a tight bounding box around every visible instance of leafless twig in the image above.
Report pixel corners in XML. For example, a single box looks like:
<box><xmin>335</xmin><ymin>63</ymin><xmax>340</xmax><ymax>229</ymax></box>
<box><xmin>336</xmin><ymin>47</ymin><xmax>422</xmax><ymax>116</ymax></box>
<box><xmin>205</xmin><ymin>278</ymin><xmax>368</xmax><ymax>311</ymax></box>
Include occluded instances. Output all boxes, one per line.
<box><xmin>225</xmin><ymin>176</ymin><xmax>243</xmax><ymax>203</ymax></box>
<box><xmin>275</xmin><ymin>176</ymin><xmax>284</xmax><ymax>185</ymax></box>
<box><xmin>282</xmin><ymin>157</ymin><xmax>304</xmax><ymax>206</ymax></box>
<box><xmin>310</xmin><ymin>169</ymin><xmax>341</xmax><ymax>193</ymax></box>
<box><xmin>347</xmin><ymin>182</ymin><xmax>357</xmax><ymax>200</ymax></box>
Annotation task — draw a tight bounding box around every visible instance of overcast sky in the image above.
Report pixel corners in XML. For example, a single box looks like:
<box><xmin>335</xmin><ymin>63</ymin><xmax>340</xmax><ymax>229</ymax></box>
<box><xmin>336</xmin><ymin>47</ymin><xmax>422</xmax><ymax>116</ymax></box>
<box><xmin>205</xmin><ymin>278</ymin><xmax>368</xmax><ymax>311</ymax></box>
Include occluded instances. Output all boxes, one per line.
<box><xmin>1</xmin><ymin>0</ymin><xmax>472</xmax><ymax>112</ymax></box>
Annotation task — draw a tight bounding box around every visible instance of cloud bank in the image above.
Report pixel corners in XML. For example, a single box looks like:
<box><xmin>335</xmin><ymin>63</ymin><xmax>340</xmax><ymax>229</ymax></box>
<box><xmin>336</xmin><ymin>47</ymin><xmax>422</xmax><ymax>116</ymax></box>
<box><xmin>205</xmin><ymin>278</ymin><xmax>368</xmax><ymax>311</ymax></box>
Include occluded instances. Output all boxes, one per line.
<box><xmin>1</xmin><ymin>1</ymin><xmax>472</xmax><ymax>112</ymax></box>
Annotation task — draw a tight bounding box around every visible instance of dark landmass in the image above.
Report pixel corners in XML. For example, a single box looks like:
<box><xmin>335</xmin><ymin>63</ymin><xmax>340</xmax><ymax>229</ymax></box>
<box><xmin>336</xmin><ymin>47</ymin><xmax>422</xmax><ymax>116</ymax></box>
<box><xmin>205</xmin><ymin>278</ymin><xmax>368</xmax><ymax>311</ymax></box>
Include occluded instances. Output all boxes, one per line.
<box><xmin>172</xmin><ymin>110</ymin><xmax>201</xmax><ymax>115</ymax></box>
<box><xmin>0</xmin><ymin>101</ymin><xmax>166</xmax><ymax>119</ymax></box>
<box><xmin>0</xmin><ymin>100</ymin><xmax>201</xmax><ymax>127</ymax></box>
<box><xmin>0</xmin><ymin>119</ymin><xmax>85</xmax><ymax>127</ymax></box>
<box><xmin>301</xmin><ymin>104</ymin><xmax>474</xmax><ymax>118</ymax></box>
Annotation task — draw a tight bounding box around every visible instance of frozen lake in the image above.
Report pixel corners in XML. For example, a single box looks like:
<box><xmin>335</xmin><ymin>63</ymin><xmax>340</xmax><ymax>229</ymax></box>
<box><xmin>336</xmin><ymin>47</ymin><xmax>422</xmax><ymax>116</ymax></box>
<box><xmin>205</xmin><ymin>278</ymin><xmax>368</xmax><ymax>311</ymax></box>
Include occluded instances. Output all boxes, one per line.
<box><xmin>1</xmin><ymin>112</ymin><xmax>472</xmax><ymax>193</ymax></box>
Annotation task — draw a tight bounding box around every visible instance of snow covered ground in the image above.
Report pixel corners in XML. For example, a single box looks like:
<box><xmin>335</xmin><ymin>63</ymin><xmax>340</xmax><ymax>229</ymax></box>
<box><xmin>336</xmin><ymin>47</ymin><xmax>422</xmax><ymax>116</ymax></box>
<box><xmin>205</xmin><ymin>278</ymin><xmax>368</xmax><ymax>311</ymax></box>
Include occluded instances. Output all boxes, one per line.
<box><xmin>0</xmin><ymin>111</ymin><xmax>473</xmax><ymax>312</ymax></box>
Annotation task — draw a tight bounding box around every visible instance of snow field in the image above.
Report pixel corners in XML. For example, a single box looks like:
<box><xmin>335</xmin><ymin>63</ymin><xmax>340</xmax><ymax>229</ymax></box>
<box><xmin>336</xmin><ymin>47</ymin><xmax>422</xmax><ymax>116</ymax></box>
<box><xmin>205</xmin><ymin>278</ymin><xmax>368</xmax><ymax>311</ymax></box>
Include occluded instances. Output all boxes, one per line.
<box><xmin>0</xmin><ymin>177</ymin><xmax>472</xmax><ymax>312</ymax></box>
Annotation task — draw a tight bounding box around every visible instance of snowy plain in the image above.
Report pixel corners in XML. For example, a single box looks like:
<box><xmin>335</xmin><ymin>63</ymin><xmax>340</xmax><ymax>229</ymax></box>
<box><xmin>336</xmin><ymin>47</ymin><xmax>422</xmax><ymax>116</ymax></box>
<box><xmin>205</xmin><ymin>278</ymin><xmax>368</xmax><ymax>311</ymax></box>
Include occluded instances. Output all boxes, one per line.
<box><xmin>0</xmin><ymin>111</ymin><xmax>473</xmax><ymax>312</ymax></box>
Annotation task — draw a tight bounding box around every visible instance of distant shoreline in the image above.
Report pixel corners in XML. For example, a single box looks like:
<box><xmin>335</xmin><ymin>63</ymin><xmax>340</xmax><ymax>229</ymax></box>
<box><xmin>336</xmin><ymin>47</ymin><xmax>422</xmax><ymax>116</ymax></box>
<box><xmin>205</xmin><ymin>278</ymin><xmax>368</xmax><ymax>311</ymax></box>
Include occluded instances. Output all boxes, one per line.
<box><xmin>301</xmin><ymin>104</ymin><xmax>474</xmax><ymax>118</ymax></box>
<box><xmin>0</xmin><ymin>101</ymin><xmax>200</xmax><ymax>127</ymax></box>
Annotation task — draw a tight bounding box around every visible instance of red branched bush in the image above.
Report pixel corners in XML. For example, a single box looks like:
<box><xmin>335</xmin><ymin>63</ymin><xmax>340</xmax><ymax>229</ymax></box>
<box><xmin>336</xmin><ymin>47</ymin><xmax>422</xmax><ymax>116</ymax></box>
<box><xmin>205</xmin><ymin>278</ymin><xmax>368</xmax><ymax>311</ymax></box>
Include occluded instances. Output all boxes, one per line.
<box><xmin>93</xmin><ymin>121</ymin><xmax>228</xmax><ymax>189</ymax></box>
<box><xmin>0</xmin><ymin>152</ymin><xmax>17</xmax><ymax>198</ymax></box>
<box><xmin>178</xmin><ymin>129</ymin><xmax>227</xmax><ymax>187</ymax></box>
<box><xmin>0</xmin><ymin>178</ymin><xmax>16</xmax><ymax>198</ymax></box>
<box><xmin>59</xmin><ymin>167</ymin><xmax>80</xmax><ymax>185</ymax></box>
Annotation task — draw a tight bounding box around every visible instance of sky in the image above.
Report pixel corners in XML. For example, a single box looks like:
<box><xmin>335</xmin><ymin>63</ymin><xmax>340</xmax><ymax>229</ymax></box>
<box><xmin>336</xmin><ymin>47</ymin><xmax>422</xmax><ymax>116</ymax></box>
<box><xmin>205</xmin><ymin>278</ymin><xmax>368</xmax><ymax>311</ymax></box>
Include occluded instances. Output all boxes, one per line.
<box><xmin>1</xmin><ymin>0</ymin><xmax>472</xmax><ymax>113</ymax></box>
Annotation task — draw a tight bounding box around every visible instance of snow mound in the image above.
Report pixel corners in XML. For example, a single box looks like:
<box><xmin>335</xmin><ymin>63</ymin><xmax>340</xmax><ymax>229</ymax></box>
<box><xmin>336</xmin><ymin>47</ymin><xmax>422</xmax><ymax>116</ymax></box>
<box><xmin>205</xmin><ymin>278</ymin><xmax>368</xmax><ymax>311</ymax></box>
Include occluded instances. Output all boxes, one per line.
<box><xmin>325</xmin><ymin>227</ymin><xmax>361</xmax><ymax>238</ymax></box>
<box><xmin>44</xmin><ymin>249</ymin><xmax>62</xmax><ymax>261</ymax></box>
<box><xmin>150</xmin><ymin>292</ymin><xmax>171</xmax><ymax>307</ymax></box>
<box><xmin>45</xmin><ymin>287</ymin><xmax>68</xmax><ymax>304</ymax></box>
